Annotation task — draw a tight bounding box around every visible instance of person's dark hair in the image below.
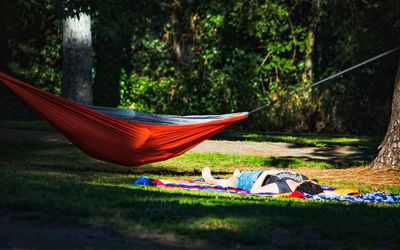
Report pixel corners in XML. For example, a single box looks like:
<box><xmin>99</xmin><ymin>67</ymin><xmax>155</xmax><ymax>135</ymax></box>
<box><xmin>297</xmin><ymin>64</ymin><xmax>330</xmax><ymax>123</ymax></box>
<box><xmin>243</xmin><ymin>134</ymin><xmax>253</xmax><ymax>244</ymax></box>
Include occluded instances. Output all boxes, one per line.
<box><xmin>295</xmin><ymin>181</ymin><xmax>323</xmax><ymax>195</ymax></box>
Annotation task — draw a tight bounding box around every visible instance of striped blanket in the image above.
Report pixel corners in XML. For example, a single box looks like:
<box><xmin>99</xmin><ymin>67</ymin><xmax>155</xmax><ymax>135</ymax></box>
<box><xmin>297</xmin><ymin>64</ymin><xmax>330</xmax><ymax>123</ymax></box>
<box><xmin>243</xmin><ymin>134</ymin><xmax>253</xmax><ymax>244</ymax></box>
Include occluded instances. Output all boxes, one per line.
<box><xmin>133</xmin><ymin>176</ymin><xmax>400</xmax><ymax>205</ymax></box>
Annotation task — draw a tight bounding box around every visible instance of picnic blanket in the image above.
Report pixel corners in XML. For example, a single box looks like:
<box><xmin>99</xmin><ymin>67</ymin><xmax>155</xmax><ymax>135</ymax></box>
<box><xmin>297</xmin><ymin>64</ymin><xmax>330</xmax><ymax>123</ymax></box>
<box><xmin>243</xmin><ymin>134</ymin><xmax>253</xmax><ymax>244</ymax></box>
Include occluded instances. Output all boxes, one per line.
<box><xmin>133</xmin><ymin>176</ymin><xmax>400</xmax><ymax>205</ymax></box>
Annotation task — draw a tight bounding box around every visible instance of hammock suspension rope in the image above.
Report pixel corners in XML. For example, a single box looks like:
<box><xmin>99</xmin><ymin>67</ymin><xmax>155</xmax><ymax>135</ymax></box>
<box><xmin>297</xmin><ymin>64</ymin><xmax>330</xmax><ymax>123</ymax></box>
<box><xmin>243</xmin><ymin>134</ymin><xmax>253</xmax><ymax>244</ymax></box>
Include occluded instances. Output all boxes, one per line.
<box><xmin>249</xmin><ymin>46</ymin><xmax>400</xmax><ymax>114</ymax></box>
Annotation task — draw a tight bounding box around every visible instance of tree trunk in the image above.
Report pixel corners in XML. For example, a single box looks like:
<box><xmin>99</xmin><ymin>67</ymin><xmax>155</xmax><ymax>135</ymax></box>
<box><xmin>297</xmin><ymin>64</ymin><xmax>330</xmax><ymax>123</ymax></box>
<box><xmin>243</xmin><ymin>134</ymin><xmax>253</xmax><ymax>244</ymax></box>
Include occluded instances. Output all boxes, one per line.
<box><xmin>61</xmin><ymin>12</ymin><xmax>93</xmax><ymax>105</ymax></box>
<box><xmin>93</xmin><ymin>36</ymin><xmax>125</xmax><ymax>107</ymax></box>
<box><xmin>171</xmin><ymin>0</ymin><xmax>193</xmax><ymax>67</ymax></box>
<box><xmin>370</xmin><ymin>60</ymin><xmax>400</xmax><ymax>169</ymax></box>
<box><xmin>304</xmin><ymin>0</ymin><xmax>321</xmax><ymax>131</ymax></box>
<box><xmin>304</xmin><ymin>0</ymin><xmax>320</xmax><ymax>84</ymax></box>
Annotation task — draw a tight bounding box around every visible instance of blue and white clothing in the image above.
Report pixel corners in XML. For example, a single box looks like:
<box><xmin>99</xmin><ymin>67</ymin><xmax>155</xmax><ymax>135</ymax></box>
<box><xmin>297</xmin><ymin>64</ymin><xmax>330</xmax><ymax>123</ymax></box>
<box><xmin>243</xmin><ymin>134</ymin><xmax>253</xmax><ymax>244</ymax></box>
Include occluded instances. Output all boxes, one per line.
<box><xmin>237</xmin><ymin>170</ymin><xmax>264</xmax><ymax>192</ymax></box>
<box><xmin>237</xmin><ymin>170</ymin><xmax>308</xmax><ymax>192</ymax></box>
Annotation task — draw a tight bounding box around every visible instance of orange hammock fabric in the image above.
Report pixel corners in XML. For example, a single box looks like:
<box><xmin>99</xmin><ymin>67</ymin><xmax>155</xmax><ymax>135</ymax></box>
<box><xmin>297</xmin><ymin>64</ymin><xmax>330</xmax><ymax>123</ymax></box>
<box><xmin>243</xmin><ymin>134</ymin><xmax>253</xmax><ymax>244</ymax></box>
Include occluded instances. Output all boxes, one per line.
<box><xmin>0</xmin><ymin>73</ymin><xmax>248</xmax><ymax>166</ymax></box>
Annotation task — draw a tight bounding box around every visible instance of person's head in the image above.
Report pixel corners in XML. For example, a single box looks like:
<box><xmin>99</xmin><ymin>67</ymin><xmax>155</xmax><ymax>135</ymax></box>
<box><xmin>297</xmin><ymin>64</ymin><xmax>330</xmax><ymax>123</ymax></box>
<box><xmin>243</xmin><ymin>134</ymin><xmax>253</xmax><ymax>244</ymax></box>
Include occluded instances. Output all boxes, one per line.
<box><xmin>295</xmin><ymin>180</ymin><xmax>323</xmax><ymax>195</ymax></box>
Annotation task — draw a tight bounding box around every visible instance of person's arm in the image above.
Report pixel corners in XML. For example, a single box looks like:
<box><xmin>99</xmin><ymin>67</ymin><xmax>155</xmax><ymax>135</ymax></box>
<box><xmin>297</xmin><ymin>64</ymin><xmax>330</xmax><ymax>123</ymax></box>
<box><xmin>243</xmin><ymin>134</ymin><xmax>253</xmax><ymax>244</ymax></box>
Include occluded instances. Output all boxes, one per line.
<box><xmin>250</xmin><ymin>182</ymin><xmax>280</xmax><ymax>193</ymax></box>
<box><xmin>251</xmin><ymin>179</ymin><xmax>299</xmax><ymax>194</ymax></box>
<box><xmin>250</xmin><ymin>170</ymin><xmax>281</xmax><ymax>193</ymax></box>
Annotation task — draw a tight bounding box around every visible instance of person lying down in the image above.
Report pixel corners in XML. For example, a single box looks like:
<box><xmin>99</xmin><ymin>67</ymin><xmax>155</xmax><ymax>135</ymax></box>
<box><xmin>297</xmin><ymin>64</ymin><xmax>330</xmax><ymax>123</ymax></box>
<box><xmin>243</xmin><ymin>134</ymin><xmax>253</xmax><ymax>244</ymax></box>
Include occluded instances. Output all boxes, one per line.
<box><xmin>202</xmin><ymin>167</ymin><xmax>325</xmax><ymax>195</ymax></box>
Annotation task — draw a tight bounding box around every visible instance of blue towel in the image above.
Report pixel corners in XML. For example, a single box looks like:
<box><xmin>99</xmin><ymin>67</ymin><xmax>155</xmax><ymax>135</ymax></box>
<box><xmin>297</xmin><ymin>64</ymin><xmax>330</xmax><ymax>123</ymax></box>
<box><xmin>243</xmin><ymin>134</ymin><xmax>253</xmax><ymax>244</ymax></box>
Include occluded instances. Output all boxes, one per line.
<box><xmin>133</xmin><ymin>176</ymin><xmax>153</xmax><ymax>186</ymax></box>
<box><xmin>306</xmin><ymin>192</ymin><xmax>400</xmax><ymax>205</ymax></box>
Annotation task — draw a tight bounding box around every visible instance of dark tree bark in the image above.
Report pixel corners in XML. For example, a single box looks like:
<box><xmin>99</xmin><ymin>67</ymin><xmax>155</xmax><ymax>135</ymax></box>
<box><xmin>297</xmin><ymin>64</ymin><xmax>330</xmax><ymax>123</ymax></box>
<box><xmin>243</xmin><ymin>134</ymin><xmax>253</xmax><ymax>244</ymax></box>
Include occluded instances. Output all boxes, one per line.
<box><xmin>93</xmin><ymin>38</ymin><xmax>125</xmax><ymax>107</ymax></box>
<box><xmin>61</xmin><ymin>12</ymin><xmax>93</xmax><ymax>105</ymax></box>
<box><xmin>171</xmin><ymin>0</ymin><xmax>194</xmax><ymax>66</ymax></box>
<box><xmin>370</xmin><ymin>59</ymin><xmax>400</xmax><ymax>169</ymax></box>
<box><xmin>304</xmin><ymin>0</ymin><xmax>320</xmax><ymax>84</ymax></box>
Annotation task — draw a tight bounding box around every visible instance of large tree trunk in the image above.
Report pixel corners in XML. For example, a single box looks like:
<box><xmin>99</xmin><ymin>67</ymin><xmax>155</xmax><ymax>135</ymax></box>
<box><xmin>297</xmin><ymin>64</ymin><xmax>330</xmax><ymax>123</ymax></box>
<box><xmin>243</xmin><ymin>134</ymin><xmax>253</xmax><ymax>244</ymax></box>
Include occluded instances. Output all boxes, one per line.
<box><xmin>61</xmin><ymin>12</ymin><xmax>93</xmax><ymax>105</ymax></box>
<box><xmin>370</xmin><ymin>60</ymin><xmax>400</xmax><ymax>169</ymax></box>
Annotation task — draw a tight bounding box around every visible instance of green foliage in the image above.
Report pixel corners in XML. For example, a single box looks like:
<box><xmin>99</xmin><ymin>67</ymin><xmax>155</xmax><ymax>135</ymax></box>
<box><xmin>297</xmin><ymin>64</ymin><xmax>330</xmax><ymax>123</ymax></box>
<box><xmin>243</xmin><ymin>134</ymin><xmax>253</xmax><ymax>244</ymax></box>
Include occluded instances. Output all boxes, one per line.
<box><xmin>1</xmin><ymin>0</ymin><xmax>399</xmax><ymax>134</ymax></box>
<box><xmin>119</xmin><ymin>70</ymin><xmax>173</xmax><ymax>112</ymax></box>
<box><xmin>308</xmin><ymin>0</ymin><xmax>400</xmax><ymax>134</ymax></box>
<box><xmin>0</xmin><ymin>0</ymin><xmax>62</xmax><ymax>93</ymax></box>
<box><xmin>111</xmin><ymin>1</ymin><xmax>310</xmax><ymax>116</ymax></box>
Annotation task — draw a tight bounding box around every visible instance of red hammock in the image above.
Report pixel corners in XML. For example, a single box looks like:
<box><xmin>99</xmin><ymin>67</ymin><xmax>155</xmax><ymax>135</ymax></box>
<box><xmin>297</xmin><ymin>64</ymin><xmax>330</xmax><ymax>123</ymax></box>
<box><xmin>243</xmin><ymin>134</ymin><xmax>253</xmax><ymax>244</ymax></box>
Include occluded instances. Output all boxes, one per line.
<box><xmin>0</xmin><ymin>73</ymin><xmax>248</xmax><ymax>166</ymax></box>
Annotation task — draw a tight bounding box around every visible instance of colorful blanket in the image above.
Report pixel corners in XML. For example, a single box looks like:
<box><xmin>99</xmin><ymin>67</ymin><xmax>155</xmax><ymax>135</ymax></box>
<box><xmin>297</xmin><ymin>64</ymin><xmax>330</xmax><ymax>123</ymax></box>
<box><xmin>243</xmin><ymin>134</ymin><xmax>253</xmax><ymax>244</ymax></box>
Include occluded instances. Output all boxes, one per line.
<box><xmin>133</xmin><ymin>176</ymin><xmax>400</xmax><ymax>205</ymax></box>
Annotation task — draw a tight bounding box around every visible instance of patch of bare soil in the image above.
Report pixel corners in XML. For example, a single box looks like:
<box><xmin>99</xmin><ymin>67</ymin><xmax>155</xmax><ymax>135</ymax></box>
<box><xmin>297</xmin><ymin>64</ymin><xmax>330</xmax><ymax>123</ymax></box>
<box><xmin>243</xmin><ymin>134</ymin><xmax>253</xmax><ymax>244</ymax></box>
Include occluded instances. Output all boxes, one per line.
<box><xmin>297</xmin><ymin>166</ymin><xmax>400</xmax><ymax>188</ymax></box>
<box><xmin>191</xmin><ymin>140</ymin><xmax>375</xmax><ymax>161</ymax></box>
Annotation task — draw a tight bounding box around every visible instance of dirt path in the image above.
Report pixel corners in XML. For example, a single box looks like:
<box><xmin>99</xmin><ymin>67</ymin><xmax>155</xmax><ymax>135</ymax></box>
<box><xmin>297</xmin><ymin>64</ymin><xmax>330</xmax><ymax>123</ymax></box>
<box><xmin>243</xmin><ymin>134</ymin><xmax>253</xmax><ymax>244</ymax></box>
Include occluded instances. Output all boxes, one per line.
<box><xmin>191</xmin><ymin>140</ymin><xmax>374</xmax><ymax>161</ymax></box>
<box><xmin>0</xmin><ymin>129</ymin><xmax>374</xmax><ymax>161</ymax></box>
<box><xmin>295</xmin><ymin>166</ymin><xmax>400</xmax><ymax>187</ymax></box>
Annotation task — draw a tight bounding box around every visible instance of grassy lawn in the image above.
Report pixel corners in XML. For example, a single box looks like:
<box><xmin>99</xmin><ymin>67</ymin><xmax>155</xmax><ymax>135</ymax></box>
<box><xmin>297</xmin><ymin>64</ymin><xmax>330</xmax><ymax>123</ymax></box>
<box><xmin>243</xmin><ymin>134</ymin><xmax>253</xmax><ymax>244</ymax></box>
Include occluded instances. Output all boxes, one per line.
<box><xmin>0</xmin><ymin>138</ymin><xmax>399</xmax><ymax>249</ymax></box>
<box><xmin>0</xmin><ymin>120</ymin><xmax>54</xmax><ymax>131</ymax></box>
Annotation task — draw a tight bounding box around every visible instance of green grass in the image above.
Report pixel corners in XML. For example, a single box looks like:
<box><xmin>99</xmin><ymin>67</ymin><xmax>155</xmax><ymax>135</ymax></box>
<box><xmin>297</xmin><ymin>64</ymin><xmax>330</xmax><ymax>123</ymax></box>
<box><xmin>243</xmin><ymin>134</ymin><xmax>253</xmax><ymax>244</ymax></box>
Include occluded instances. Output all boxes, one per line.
<box><xmin>0</xmin><ymin>167</ymin><xmax>399</xmax><ymax>248</ymax></box>
<box><xmin>0</xmin><ymin>120</ymin><xmax>54</xmax><ymax>131</ymax></box>
<box><xmin>0</xmin><ymin>138</ymin><xmax>399</xmax><ymax>248</ymax></box>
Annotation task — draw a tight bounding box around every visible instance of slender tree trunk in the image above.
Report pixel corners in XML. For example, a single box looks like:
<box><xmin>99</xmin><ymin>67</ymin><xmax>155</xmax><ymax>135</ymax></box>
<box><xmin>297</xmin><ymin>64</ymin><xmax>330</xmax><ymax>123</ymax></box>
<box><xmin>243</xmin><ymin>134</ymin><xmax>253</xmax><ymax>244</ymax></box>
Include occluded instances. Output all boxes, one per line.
<box><xmin>171</xmin><ymin>0</ymin><xmax>193</xmax><ymax>66</ymax></box>
<box><xmin>303</xmin><ymin>0</ymin><xmax>321</xmax><ymax>131</ymax></box>
<box><xmin>61</xmin><ymin>12</ymin><xmax>93</xmax><ymax>105</ymax></box>
<box><xmin>304</xmin><ymin>31</ymin><xmax>315</xmax><ymax>83</ymax></box>
<box><xmin>370</xmin><ymin>60</ymin><xmax>400</xmax><ymax>169</ymax></box>
<box><xmin>304</xmin><ymin>0</ymin><xmax>320</xmax><ymax>84</ymax></box>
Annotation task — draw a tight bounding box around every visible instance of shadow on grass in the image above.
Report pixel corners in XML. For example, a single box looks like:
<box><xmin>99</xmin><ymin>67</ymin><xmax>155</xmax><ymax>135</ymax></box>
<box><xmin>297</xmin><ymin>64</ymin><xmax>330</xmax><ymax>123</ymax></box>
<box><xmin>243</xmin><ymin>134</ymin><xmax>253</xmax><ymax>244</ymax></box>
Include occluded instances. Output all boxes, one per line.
<box><xmin>283</xmin><ymin>143</ymin><xmax>376</xmax><ymax>161</ymax></box>
<box><xmin>262</xmin><ymin>157</ymin><xmax>302</xmax><ymax>168</ymax></box>
<box><xmin>0</xmin><ymin>168</ymin><xmax>399</xmax><ymax>249</ymax></box>
<box><xmin>0</xmin><ymin>120</ymin><xmax>54</xmax><ymax>131</ymax></box>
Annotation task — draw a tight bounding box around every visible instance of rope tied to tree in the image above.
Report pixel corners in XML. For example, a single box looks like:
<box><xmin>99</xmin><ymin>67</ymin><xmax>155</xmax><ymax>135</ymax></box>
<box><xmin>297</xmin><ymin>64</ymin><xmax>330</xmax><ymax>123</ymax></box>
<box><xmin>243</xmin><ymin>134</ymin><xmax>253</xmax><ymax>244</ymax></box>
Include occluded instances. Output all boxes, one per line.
<box><xmin>249</xmin><ymin>46</ymin><xmax>400</xmax><ymax>114</ymax></box>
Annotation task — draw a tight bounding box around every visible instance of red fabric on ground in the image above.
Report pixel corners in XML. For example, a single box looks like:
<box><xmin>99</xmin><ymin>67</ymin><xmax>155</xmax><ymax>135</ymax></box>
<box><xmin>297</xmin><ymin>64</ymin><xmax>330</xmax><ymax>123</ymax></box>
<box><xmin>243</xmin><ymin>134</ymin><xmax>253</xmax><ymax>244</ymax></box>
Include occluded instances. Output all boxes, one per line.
<box><xmin>290</xmin><ymin>190</ymin><xmax>307</xmax><ymax>199</ymax></box>
<box><xmin>0</xmin><ymin>73</ymin><xmax>248</xmax><ymax>166</ymax></box>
